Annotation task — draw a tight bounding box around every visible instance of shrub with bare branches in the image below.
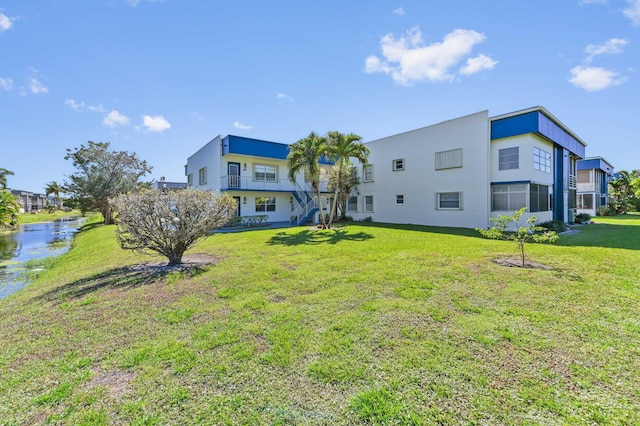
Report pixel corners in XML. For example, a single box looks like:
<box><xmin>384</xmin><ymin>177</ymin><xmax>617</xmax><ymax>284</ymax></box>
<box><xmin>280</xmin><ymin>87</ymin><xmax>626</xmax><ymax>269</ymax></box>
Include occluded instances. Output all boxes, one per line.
<box><xmin>112</xmin><ymin>189</ymin><xmax>237</xmax><ymax>265</ymax></box>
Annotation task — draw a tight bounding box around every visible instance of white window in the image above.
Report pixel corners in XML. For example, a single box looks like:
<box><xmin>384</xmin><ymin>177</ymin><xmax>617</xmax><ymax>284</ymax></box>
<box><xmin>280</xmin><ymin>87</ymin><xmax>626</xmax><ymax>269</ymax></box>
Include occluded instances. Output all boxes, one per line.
<box><xmin>533</xmin><ymin>147</ymin><xmax>552</xmax><ymax>173</ymax></box>
<box><xmin>435</xmin><ymin>148</ymin><xmax>463</xmax><ymax>170</ymax></box>
<box><xmin>347</xmin><ymin>196</ymin><xmax>358</xmax><ymax>212</ymax></box>
<box><xmin>396</xmin><ymin>194</ymin><xmax>404</xmax><ymax>204</ymax></box>
<box><xmin>254</xmin><ymin>164</ymin><xmax>277</xmax><ymax>182</ymax></box>
<box><xmin>498</xmin><ymin>147</ymin><xmax>519</xmax><ymax>171</ymax></box>
<box><xmin>437</xmin><ymin>192</ymin><xmax>462</xmax><ymax>210</ymax></box>
<box><xmin>187</xmin><ymin>173</ymin><xmax>193</xmax><ymax>186</ymax></box>
<box><xmin>255</xmin><ymin>196</ymin><xmax>276</xmax><ymax>212</ymax></box>
<box><xmin>198</xmin><ymin>167</ymin><xmax>207</xmax><ymax>185</ymax></box>
<box><xmin>578</xmin><ymin>193</ymin><xmax>594</xmax><ymax>210</ymax></box>
<box><xmin>364</xmin><ymin>195</ymin><xmax>374</xmax><ymax>212</ymax></box>
<box><xmin>530</xmin><ymin>183</ymin><xmax>550</xmax><ymax>212</ymax></box>
<box><xmin>577</xmin><ymin>170</ymin><xmax>591</xmax><ymax>184</ymax></box>
<box><xmin>492</xmin><ymin>184</ymin><xmax>526</xmax><ymax>211</ymax></box>
<box><xmin>392</xmin><ymin>159</ymin><xmax>405</xmax><ymax>171</ymax></box>
<box><xmin>363</xmin><ymin>164</ymin><xmax>374</xmax><ymax>182</ymax></box>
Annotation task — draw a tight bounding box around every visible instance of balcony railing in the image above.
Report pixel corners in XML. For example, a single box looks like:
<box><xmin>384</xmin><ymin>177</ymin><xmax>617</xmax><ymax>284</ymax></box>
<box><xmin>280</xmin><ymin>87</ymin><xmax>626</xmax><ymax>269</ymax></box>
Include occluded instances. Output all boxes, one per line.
<box><xmin>221</xmin><ymin>175</ymin><xmax>329</xmax><ymax>193</ymax></box>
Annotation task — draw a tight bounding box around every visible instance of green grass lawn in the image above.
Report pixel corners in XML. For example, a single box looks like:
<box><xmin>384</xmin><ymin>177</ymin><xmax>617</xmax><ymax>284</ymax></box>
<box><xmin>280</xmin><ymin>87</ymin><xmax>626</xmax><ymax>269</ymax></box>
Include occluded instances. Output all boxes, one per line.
<box><xmin>0</xmin><ymin>214</ymin><xmax>639</xmax><ymax>424</ymax></box>
<box><xmin>17</xmin><ymin>209</ymin><xmax>85</xmax><ymax>225</ymax></box>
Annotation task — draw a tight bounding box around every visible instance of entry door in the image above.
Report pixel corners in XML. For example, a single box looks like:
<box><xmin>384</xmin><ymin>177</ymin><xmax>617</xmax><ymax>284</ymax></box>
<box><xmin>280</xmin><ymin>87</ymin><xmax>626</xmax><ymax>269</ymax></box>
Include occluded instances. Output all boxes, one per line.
<box><xmin>232</xmin><ymin>196</ymin><xmax>241</xmax><ymax>217</ymax></box>
<box><xmin>228</xmin><ymin>162</ymin><xmax>241</xmax><ymax>188</ymax></box>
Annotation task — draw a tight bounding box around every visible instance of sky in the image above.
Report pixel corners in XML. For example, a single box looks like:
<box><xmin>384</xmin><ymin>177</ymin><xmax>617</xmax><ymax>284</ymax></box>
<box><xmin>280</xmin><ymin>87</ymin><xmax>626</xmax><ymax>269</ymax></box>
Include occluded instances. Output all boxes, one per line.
<box><xmin>1</xmin><ymin>0</ymin><xmax>639</xmax><ymax>193</ymax></box>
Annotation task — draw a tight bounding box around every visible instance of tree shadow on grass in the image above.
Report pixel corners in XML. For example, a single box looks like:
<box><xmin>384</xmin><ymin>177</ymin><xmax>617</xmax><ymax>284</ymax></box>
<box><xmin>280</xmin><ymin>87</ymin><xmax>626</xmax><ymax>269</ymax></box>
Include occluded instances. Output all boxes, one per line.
<box><xmin>34</xmin><ymin>263</ymin><xmax>207</xmax><ymax>303</ymax></box>
<box><xmin>267</xmin><ymin>228</ymin><xmax>374</xmax><ymax>246</ymax></box>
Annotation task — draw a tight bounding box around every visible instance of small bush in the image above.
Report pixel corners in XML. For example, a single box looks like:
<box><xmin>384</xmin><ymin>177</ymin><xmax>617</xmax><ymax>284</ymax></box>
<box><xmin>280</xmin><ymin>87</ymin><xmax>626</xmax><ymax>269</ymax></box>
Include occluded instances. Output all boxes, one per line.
<box><xmin>575</xmin><ymin>213</ymin><xmax>591</xmax><ymax>223</ymax></box>
<box><xmin>538</xmin><ymin>220</ymin><xmax>568</xmax><ymax>233</ymax></box>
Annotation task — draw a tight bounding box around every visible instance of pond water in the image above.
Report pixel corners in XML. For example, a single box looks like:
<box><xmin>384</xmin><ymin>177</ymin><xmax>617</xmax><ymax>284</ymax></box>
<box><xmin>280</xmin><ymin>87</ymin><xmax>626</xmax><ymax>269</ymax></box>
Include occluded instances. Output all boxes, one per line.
<box><xmin>0</xmin><ymin>218</ymin><xmax>84</xmax><ymax>300</ymax></box>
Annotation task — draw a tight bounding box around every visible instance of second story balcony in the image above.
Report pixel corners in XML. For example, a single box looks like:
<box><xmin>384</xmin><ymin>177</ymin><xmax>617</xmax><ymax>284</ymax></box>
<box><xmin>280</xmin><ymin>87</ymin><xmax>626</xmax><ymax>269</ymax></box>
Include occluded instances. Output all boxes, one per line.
<box><xmin>220</xmin><ymin>175</ymin><xmax>329</xmax><ymax>193</ymax></box>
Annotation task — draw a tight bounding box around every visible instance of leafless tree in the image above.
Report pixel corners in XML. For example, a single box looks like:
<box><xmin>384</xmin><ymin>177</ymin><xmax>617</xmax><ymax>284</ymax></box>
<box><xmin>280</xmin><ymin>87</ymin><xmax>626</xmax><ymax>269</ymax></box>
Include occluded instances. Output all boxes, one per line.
<box><xmin>112</xmin><ymin>189</ymin><xmax>237</xmax><ymax>265</ymax></box>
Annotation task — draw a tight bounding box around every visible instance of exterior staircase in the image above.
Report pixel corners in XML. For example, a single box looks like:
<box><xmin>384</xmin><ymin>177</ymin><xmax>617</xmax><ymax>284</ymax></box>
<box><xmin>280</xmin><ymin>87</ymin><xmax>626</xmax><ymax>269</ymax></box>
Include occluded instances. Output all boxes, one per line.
<box><xmin>291</xmin><ymin>186</ymin><xmax>318</xmax><ymax>225</ymax></box>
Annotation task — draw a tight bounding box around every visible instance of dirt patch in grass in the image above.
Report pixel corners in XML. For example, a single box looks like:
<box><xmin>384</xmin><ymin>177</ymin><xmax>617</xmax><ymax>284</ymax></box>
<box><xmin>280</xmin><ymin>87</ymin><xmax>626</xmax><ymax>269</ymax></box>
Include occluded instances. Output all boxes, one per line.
<box><xmin>85</xmin><ymin>368</ymin><xmax>137</xmax><ymax>401</ymax></box>
<box><xmin>494</xmin><ymin>257</ymin><xmax>552</xmax><ymax>270</ymax></box>
<box><xmin>128</xmin><ymin>253</ymin><xmax>219</xmax><ymax>273</ymax></box>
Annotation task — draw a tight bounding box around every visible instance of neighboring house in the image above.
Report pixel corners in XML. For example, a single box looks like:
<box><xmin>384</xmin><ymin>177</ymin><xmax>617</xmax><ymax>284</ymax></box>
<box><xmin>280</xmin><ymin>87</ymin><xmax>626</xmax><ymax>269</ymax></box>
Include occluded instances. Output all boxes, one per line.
<box><xmin>152</xmin><ymin>177</ymin><xmax>187</xmax><ymax>191</ymax></box>
<box><xmin>185</xmin><ymin>135</ymin><xmax>332</xmax><ymax>224</ymax></box>
<box><xmin>577</xmin><ymin>157</ymin><xmax>614</xmax><ymax>217</ymax></box>
<box><xmin>348</xmin><ymin>106</ymin><xmax>586</xmax><ymax>228</ymax></box>
<box><xmin>10</xmin><ymin>190</ymin><xmax>47</xmax><ymax>213</ymax></box>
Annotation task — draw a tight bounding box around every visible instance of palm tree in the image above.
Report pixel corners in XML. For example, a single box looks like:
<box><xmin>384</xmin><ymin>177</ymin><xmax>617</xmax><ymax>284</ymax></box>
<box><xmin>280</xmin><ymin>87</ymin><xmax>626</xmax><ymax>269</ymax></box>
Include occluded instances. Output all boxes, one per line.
<box><xmin>0</xmin><ymin>190</ymin><xmax>20</xmax><ymax>228</ymax></box>
<box><xmin>0</xmin><ymin>168</ymin><xmax>14</xmax><ymax>190</ymax></box>
<box><xmin>287</xmin><ymin>132</ymin><xmax>329</xmax><ymax>228</ymax></box>
<box><xmin>325</xmin><ymin>131</ymin><xmax>369</xmax><ymax>228</ymax></box>
<box><xmin>609</xmin><ymin>170</ymin><xmax>640</xmax><ymax>213</ymax></box>
<box><xmin>45</xmin><ymin>180</ymin><xmax>64</xmax><ymax>210</ymax></box>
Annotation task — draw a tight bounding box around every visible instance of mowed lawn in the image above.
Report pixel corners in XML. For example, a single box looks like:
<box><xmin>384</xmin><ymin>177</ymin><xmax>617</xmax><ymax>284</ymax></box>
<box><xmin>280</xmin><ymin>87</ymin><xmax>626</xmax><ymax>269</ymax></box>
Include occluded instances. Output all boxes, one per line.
<box><xmin>0</xmin><ymin>214</ymin><xmax>639</xmax><ymax>425</ymax></box>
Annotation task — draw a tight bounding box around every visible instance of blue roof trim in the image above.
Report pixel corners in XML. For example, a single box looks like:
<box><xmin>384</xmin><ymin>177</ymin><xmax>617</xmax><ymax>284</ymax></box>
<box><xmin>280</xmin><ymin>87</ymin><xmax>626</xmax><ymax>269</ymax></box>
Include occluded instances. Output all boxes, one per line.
<box><xmin>491</xmin><ymin>111</ymin><xmax>585</xmax><ymax>158</ymax></box>
<box><xmin>223</xmin><ymin>135</ymin><xmax>289</xmax><ymax>160</ymax></box>
<box><xmin>490</xmin><ymin>180</ymin><xmax>532</xmax><ymax>185</ymax></box>
<box><xmin>222</xmin><ymin>135</ymin><xmax>333</xmax><ymax>164</ymax></box>
<box><xmin>577</xmin><ymin>158</ymin><xmax>614</xmax><ymax>175</ymax></box>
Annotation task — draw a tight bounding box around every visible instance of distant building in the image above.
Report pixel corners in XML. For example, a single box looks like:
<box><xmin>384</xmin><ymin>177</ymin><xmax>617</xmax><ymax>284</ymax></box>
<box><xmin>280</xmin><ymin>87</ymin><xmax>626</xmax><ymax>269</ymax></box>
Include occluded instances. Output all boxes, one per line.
<box><xmin>152</xmin><ymin>177</ymin><xmax>187</xmax><ymax>192</ymax></box>
<box><xmin>577</xmin><ymin>157</ymin><xmax>614</xmax><ymax>217</ymax></box>
<box><xmin>9</xmin><ymin>190</ymin><xmax>47</xmax><ymax>213</ymax></box>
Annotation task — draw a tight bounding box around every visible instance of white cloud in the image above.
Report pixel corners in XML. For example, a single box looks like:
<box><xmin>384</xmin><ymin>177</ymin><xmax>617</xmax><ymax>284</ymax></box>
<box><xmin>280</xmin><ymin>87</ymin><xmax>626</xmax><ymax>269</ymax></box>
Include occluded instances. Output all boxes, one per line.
<box><xmin>233</xmin><ymin>121</ymin><xmax>252</xmax><ymax>130</ymax></box>
<box><xmin>29</xmin><ymin>77</ymin><xmax>48</xmax><ymax>94</ymax></box>
<box><xmin>623</xmin><ymin>0</ymin><xmax>640</xmax><ymax>25</ymax></box>
<box><xmin>276</xmin><ymin>92</ymin><xmax>294</xmax><ymax>102</ymax></box>
<box><xmin>585</xmin><ymin>38</ymin><xmax>628</xmax><ymax>62</ymax></box>
<box><xmin>0</xmin><ymin>77</ymin><xmax>13</xmax><ymax>91</ymax></box>
<box><xmin>0</xmin><ymin>12</ymin><xmax>16</xmax><ymax>32</ymax></box>
<box><xmin>125</xmin><ymin>0</ymin><xmax>164</xmax><ymax>6</ymax></box>
<box><xmin>364</xmin><ymin>27</ymin><xmax>495</xmax><ymax>85</ymax></box>
<box><xmin>393</xmin><ymin>7</ymin><xmax>405</xmax><ymax>16</ymax></box>
<box><xmin>460</xmin><ymin>54</ymin><xmax>498</xmax><ymax>75</ymax></box>
<box><xmin>141</xmin><ymin>115</ymin><xmax>171</xmax><ymax>132</ymax></box>
<box><xmin>103</xmin><ymin>110</ymin><xmax>130</xmax><ymax>127</ymax></box>
<box><xmin>65</xmin><ymin>99</ymin><xmax>85</xmax><ymax>111</ymax></box>
<box><xmin>87</xmin><ymin>104</ymin><xmax>106</xmax><ymax>113</ymax></box>
<box><xmin>65</xmin><ymin>99</ymin><xmax>106</xmax><ymax>113</ymax></box>
<box><xmin>568</xmin><ymin>65</ymin><xmax>627</xmax><ymax>91</ymax></box>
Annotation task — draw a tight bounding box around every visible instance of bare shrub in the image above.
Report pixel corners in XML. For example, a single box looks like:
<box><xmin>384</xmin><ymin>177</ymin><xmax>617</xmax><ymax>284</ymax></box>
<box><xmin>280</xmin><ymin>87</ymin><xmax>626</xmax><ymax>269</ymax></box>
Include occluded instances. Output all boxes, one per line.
<box><xmin>112</xmin><ymin>189</ymin><xmax>237</xmax><ymax>265</ymax></box>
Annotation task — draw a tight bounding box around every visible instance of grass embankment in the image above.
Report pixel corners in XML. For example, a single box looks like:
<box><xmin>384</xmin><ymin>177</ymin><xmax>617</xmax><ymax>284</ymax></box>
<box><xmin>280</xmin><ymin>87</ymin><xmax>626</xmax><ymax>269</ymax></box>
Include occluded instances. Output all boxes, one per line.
<box><xmin>0</xmin><ymin>215</ymin><xmax>639</xmax><ymax>424</ymax></box>
<box><xmin>18</xmin><ymin>210</ymin><xmax>84</xmax><ymax>225</ymax></box>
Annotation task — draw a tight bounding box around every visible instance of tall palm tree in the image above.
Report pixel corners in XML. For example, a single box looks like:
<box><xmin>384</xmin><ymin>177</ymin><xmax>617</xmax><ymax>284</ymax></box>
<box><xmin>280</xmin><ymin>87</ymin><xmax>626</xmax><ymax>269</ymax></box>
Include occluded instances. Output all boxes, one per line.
<box><xmin>45</xmin><ymin>180</ymin><xmax>64</xmax><ymax>210</ymax></box>
<box><xmin>287</xmin><ymin>132</ymin><xmax>329</xmax><ymax>228</ymax></box>
<box><xmin>0</xmin><ymin>168</ymin><xmax>14</xmax><ymax>190</ymax></box>
<box><xmin>325</xmin><ymin>131</ymin><xmax>369</xmax><ymax>228</ymax></box>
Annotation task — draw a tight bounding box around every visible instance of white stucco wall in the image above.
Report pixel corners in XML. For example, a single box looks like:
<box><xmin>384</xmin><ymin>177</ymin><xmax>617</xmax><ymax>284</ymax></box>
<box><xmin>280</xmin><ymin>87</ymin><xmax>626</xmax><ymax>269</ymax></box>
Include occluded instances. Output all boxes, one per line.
<box><xmin>349</xmin><ymin>110</ymin><xmax>491</xmax><ymax>229</ymax></box>
<box><xmin>186</xmin><ymin>136</ymin><xmax>222</xmax><ymax>192</ymax></box>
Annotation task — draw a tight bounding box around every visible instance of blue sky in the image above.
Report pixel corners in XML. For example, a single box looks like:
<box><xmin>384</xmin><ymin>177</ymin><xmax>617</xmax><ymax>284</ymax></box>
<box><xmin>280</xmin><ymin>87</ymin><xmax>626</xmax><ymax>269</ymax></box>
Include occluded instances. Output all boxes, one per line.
<box><xmin>1</xmin><ymin>0</ymin><xmax>639</xmax><ymax>192</ymax></box>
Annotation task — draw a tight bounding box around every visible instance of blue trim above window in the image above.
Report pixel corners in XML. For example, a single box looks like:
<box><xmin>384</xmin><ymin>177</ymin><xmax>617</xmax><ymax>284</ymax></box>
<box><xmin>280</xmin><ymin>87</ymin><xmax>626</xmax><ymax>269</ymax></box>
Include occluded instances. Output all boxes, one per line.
<box><xmin>491</xmin><ymin>110</ymin><xmax>585</xmax><ymax>158</ymax></box>
<box><xmin>577</xmin><ymin>158</ymin><xmax>614</xmax><ymax>175</ymax></box>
